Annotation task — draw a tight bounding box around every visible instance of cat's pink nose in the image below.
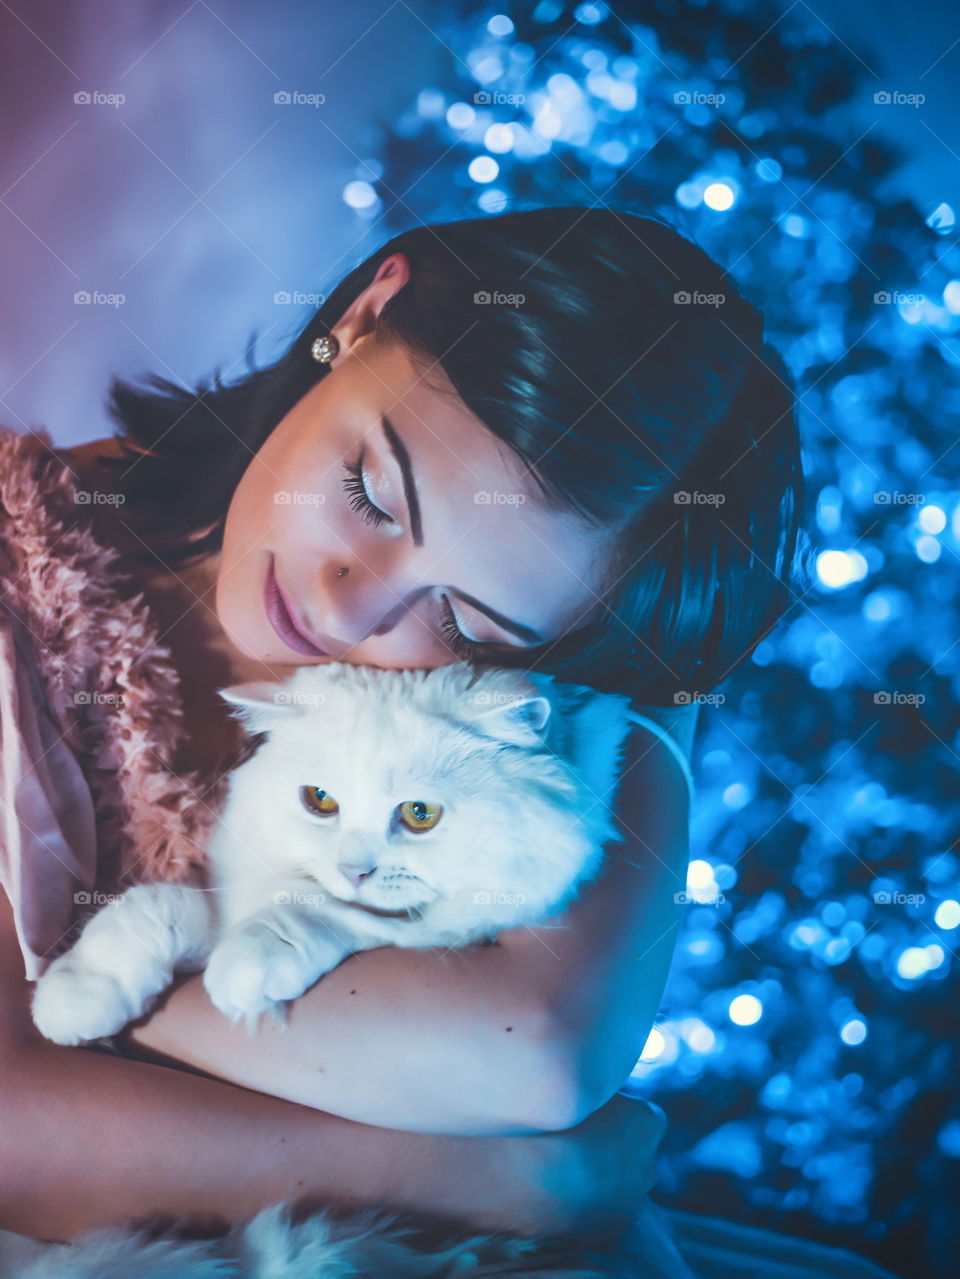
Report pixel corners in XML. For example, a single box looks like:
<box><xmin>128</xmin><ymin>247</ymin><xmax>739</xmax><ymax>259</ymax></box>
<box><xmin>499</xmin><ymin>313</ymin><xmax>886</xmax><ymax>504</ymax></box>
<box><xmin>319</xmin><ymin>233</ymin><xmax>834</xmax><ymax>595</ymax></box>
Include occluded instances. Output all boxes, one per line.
<box><xmin>338</xmin><ymin>863</ymin><xmax>375</xmax><ymax>888</ymax></box>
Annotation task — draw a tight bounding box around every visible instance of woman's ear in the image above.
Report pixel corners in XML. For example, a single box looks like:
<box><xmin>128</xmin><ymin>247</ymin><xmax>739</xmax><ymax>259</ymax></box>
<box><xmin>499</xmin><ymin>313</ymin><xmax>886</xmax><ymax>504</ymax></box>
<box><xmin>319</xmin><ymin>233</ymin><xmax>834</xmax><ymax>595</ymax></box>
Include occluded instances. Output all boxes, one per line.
<box><xmin>327</xmin><ymin>252</ymin><xmax>411</xmax><ymax>362</ymax></box>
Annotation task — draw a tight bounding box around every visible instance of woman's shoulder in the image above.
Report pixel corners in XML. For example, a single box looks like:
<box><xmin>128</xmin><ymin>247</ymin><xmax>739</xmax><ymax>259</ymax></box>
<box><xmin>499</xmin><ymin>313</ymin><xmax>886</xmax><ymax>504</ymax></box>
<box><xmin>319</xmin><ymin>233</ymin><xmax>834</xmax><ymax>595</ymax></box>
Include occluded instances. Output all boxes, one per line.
<box><xmin>57</xmin><ymin>434</ymin><xmax>127</xmax><ymax>475</ymax></box>
<box><xmin>0</xmin><ymin>421</ymin><xmax>66</xmax><ymax>498</ymax></box>
<box><xmin>0</xmin><ymin>424</ymin><xmax>121</xmax><ymax>529</ymax></box>
<box><xmin>0</xmin><ymin>422</ymin><xmax>126</xmax><ymax>488</ymax></box>
<box><xmin>625</xmin><ymin>699</ymin><xmax>700</xmax><ymax>798</ymax></box>
<box><xmin>629</xmin><ymin>699</ymin><xmax>699</xmax><ymax>757</ymax></box>
<box><xmin>51</xmin><ymin>432</ymin><xmax>126</xmax><ymax>501</ymax></box>
<box><xmin>0</xmin><ymin>424</ymin><xmax>135</xmax><ymax>611</ymax></box>
<box><xmin>46</xmin><ymin>433</ymin><xmax>143</xmax><ymax>563</ymax></box>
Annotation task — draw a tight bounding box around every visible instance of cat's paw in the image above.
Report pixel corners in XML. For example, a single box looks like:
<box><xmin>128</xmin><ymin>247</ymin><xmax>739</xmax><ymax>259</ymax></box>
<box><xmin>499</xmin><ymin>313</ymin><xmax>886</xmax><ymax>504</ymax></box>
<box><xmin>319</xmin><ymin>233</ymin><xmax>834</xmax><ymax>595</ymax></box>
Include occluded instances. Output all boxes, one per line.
<box><xmin>31</xmin><ymin>957</ymin><xmax>140</xmax><ymax>1046</ymax></box>
<box><xmin>202</xmin><ymin>928</ymin><xmax>319</xmax><ymax>1034</ymax></box>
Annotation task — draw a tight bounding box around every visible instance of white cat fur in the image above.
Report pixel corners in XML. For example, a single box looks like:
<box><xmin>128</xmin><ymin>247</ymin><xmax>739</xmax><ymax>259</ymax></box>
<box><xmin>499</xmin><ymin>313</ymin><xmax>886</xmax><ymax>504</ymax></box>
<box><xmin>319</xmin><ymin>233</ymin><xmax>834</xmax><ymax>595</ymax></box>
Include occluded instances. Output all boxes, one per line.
<box><xmin>31</xmin><ymin>661</ymin><xmax>636</xmax><ymax>1044</ymax></box>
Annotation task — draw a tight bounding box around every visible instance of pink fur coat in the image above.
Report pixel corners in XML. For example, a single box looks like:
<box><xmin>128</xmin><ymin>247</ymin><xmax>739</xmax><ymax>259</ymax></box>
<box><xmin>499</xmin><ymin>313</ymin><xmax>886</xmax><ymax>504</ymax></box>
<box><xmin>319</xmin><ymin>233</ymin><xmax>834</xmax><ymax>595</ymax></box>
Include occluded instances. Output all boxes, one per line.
<box><xmin>0</xmin><ymin>422</ymin><xmax>221</xmax><ymax>981</ymax></box>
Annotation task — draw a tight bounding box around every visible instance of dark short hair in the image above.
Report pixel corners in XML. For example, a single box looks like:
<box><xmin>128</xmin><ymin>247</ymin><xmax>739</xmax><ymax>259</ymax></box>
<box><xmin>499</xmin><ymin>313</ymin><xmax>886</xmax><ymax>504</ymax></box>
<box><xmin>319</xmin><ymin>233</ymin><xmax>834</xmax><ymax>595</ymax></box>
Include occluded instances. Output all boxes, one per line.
<box><xmin>101</xmin><ymin>204</ymin><xmax>804</xmax><ymax>706</ymax></box>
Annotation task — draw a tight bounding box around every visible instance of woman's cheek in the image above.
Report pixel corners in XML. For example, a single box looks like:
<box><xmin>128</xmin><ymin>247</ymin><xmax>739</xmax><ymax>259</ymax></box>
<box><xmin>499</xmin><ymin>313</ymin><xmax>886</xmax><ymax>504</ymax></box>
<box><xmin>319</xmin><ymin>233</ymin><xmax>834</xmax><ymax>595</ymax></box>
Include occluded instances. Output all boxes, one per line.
<box><xmin>281</xmin><ymin>475</ymin><xmax>347</xmax><ymax>548</ymax></box>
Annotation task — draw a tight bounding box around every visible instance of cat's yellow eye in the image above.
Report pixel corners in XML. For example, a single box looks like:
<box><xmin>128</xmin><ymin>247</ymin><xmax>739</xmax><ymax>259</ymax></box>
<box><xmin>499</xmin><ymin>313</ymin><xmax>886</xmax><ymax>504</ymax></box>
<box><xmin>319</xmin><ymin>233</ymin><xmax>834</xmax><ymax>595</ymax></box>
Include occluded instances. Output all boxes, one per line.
<box><xmin>398</xmin><ymin>800</ymin><xmax>443</xmax><ymax>832</ymax></box>
<box><xmin>301</xmin><ymin>786</ymin><xmax>339</xmax><ymax>816</ymax></box>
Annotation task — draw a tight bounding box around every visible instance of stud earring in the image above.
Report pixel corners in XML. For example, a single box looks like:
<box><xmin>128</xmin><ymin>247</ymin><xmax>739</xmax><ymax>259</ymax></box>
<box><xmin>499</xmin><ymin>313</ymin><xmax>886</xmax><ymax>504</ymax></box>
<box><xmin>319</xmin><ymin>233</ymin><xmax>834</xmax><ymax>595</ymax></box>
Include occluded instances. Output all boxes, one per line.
<box><xmin>311</xmin><ymin>335</ymin><xmax>340</xmax><ymax>364</ymax></box>
<box><xmin>336</xmin><ymin>566</ymin><xmax>349</xmax><ymax>578</ymax></box>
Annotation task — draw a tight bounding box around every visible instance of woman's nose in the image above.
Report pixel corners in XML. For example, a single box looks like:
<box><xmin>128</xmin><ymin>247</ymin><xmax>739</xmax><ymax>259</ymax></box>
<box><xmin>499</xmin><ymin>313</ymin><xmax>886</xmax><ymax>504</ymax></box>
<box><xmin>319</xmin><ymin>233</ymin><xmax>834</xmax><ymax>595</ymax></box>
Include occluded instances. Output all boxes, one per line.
<box><xmin>316</xmin><ymin>570</ymin><xmax>418</xmax><ymax>646</ymax></box>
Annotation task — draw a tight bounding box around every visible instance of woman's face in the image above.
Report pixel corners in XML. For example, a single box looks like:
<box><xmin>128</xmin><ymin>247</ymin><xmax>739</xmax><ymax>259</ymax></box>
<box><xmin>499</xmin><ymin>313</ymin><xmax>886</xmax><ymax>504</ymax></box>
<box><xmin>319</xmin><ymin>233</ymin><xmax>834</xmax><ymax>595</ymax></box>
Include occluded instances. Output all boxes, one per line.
<box><xmin>216</xmin><ymin>321</ymin><xmax>616</xmax><ymax>677</ymax></box>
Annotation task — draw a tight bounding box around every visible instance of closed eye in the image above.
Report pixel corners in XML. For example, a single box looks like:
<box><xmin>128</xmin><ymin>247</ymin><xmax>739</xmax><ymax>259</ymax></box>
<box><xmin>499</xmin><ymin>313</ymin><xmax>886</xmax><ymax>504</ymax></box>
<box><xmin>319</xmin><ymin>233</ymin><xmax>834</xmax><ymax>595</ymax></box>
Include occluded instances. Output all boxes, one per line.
<box><xmin>340</xmin><ymin>451</ymin><xmax>538</xmax><ymax>663</ymax></box>
<box><xmin>341</xmin><ymin>453</ymin><xmax>394</xmax><ymax>527</ymax></box>
<box><xmin>438</xmin><ymin>594</ymin><xmax>494</xmax><ymax>662</ymax></box>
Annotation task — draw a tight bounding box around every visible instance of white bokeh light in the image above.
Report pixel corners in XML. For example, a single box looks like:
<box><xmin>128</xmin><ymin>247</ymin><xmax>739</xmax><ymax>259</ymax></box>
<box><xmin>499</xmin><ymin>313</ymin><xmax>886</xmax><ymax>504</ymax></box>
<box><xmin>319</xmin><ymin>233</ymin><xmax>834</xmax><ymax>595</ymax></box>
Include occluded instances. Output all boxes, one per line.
<box><xmin>918</xmin><ymin>504</ymin><xmax>947</xmax><ymax>535</ymax></box>
<box><xmin>703</xmin><ymin>181</ymin><xmax>735</xmax><ymax>211</ymax></box>
<box><xmin>342</xmin><ymin>180</ymin><xmax>377</xmax><ymax>209</ymax></box>
<box><xmin>446</xmin><ymin>102</ymin><xmax>476</xmax><ymax>130</ymax></box>
<box><xmin>468</xmin><ymin>155</ymin><xmax>499</xmax><ymax>183</ymax></box>
<box><xmin>729</xmin><ymin>994</ymin><xmax>763</xmax><ymax>1025</ymax></box>
<box><xmin>816</xmin><ymin>549</ymin><xmax>869</xmax><ymax>589</ymax></box>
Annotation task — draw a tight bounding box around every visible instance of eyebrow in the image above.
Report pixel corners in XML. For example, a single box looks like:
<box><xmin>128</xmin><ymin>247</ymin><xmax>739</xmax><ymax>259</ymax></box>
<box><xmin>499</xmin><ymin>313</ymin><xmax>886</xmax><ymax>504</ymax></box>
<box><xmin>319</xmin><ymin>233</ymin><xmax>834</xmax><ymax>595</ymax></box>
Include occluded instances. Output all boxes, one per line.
<box><xmin>380</xmin><ymin>413</ymin><xmax>423</xmax><ymax>546</ymax></box>
<box><xmin>379</xmin><ymin>412</ymin><xmax>545</xmax><ymax>646</ymax></box>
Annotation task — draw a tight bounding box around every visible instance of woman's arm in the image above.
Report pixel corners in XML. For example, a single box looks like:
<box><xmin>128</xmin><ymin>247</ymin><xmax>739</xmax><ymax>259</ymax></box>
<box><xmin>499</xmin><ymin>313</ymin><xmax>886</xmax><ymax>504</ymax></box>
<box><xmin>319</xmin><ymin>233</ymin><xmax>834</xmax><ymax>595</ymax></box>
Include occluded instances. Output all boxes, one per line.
<box><xmin>0</xmin><ymin>887</ymin><xmax>663</xmax><ymax>1242</ymax></box>
<box><xmin>124</xmin><ymin>724</ymin><xmax>691</xmax><ymax>1133</ymax></box>
<box><xmin>501</xmin><ymin>720</ymin><xmax>692</xmax><ymax>1112</ymax></box>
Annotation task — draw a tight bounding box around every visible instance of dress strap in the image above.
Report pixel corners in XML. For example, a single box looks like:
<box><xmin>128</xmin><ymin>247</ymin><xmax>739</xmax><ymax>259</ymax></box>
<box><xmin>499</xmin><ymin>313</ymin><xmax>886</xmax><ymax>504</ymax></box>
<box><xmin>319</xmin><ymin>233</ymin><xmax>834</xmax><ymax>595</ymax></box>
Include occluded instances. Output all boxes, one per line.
<box><xmin>625</xmin><ymin>708</ymin><xmax>696</xmax><ymax>801</ymax></box>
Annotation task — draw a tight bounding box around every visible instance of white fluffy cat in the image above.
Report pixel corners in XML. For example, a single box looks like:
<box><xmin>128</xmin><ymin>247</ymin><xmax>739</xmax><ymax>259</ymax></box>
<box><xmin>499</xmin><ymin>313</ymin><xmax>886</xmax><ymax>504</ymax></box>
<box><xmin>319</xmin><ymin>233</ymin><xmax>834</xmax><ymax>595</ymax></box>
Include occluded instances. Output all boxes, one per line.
<box><xmin>31</xmin><ymin>660</ymin><xmax>637</xmax><ymax>1045</ymax></box>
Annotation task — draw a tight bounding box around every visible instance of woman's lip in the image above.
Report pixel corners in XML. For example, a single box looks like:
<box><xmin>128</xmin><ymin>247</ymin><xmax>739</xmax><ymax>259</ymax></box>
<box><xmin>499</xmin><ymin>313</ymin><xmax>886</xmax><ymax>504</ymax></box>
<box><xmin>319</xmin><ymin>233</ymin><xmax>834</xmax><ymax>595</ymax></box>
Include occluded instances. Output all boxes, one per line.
<box><xmin>264</xmin><ymin>557</ymin><xmax>328</xmax><ymax>657</ymax></box>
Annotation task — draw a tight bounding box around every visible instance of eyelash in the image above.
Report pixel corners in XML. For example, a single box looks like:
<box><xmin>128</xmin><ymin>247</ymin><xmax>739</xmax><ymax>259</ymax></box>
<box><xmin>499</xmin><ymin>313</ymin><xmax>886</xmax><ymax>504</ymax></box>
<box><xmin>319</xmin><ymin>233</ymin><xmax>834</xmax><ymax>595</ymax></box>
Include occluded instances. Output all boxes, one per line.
<box><xmin>438</xmin><ymin>595</ymin><xmax>487</xmax><ymax>663</ymax></box>
<box><xmin>341</xmin><ymin>455</ymin><xmax>393</xmax><ymax>527</ymax></box>
<box><xmin>340</xmin><ymin>455</ymin><xmax>491</xmax><ymax>662</ymax></box>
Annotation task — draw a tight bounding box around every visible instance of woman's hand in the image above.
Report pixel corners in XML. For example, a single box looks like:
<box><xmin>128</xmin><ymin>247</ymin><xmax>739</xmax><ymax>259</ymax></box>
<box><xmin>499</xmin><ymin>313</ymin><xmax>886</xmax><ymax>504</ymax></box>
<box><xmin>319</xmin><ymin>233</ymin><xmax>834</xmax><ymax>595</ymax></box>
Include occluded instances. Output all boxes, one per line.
<box><xmin>480</xmin><ymin>1092</ymin><xmax>666</xmax><ymax>1238</ymax></box>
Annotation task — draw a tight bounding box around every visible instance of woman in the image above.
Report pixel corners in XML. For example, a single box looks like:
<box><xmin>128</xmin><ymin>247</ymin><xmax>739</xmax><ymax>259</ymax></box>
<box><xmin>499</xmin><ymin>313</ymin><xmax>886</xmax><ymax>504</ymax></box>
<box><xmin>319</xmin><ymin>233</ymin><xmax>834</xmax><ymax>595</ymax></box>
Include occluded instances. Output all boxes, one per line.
<box><xmin>0</xmin><ymin>204</ymin><xmax>804</xmax><ymax>1272</ymax></box>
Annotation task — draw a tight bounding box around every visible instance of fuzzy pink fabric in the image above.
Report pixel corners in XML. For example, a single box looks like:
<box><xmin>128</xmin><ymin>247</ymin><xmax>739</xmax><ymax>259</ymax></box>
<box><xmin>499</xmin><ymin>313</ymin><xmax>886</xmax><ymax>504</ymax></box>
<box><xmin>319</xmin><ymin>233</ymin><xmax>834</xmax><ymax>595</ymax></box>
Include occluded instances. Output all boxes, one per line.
<box><xmin>0</xmin><ymin>422</ymin><xmax>222</xmax><ymax>980</ymax></box>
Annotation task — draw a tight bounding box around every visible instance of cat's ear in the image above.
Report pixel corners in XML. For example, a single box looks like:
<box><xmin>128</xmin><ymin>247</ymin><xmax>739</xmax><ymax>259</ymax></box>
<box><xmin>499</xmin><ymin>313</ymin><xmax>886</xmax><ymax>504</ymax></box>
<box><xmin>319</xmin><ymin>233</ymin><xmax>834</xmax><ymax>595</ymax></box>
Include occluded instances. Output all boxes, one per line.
<box><xmin>467</xmin><ymin>692</ymin><xmax>552</xmax><ymax>748</ymax></box>
<box><xmin>217</xmin><ymin>681</ymin><xmax>305</xmax><ymax>733</ymax></box>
